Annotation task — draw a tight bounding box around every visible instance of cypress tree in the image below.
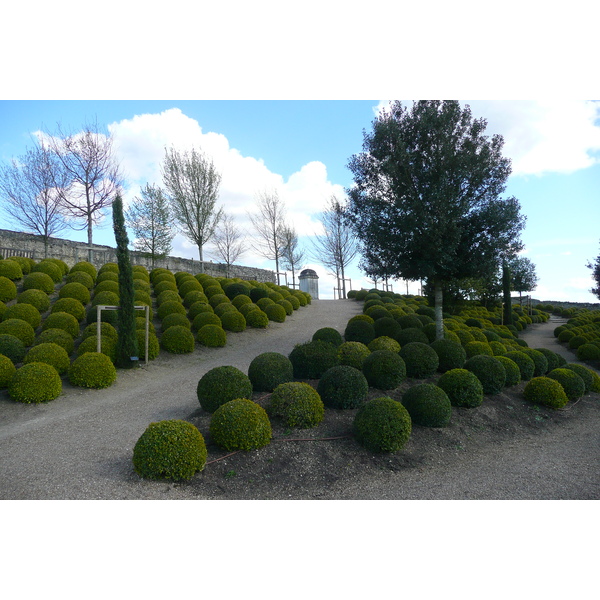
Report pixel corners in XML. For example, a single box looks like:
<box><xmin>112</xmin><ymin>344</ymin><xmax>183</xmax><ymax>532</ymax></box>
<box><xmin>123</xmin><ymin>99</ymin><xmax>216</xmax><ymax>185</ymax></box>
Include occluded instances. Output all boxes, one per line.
<box><xmin>112</xmin><ymin>193</ymin><xmax>139</xmax><ymax>368</ymax></box>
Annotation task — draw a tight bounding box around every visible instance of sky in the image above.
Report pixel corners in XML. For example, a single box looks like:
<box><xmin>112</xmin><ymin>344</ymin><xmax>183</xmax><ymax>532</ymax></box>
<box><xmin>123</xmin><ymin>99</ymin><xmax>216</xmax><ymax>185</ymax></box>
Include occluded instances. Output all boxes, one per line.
<box><xmin>1</xmin><ymin>99</ymin><xmax>599</xmax><ymax>303</ymax></box>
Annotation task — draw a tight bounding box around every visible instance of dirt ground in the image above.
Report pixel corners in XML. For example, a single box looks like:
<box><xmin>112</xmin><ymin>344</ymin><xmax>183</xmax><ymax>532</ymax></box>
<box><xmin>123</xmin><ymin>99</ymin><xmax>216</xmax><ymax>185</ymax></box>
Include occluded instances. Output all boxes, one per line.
<box><xmin>1</xmin><ymin>300</ymin><xmax>599</xmax><ymax>500</ymax></box>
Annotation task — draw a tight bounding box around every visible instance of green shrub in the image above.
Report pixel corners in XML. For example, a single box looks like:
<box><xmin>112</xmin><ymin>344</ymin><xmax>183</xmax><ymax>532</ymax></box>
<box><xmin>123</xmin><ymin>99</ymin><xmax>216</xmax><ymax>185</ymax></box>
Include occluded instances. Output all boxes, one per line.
<box><xmin>519</xmin><ymin>348</ymin><xmax>549</xmax><ymax>377</ymax></box>
<box><xmin>289</xmin><ymin>340</ymin><xmax>340</xmax><ymax>379</ymax></box>
<box><xmin>437</xmin><ymin>368</ymin><xmax>484</xmax><ymax>408</ymax></box>
<box><xmin>17</xmin><ymin>288</ymin><xmax>51</xmax><ymax>312</ymax></box>
<box><xmin>353</xmin><ymin>397</ymin><xmax>412</xmax><ymax>453</ymax></box>
<box><xmin>495</xmin><ymin>356</ymin><xmax>522</xmax><ymax>387</ymax></box>
<box><xmin>188</xmin><ymin>301</ymin><xmax>214</xmax><ymax>320</ymax></box>
<box><xmin>455</xmin><ymin>329</ymin><xmax>475</xmax><ymax>346</ymax></box>
<box><xmin>248</xmin><ymin>352</ymin><xmax>294</xmax><ymax>392</ymax></box>
<box><xmin>178</xmin><ymin>278</ymin><xmax>202</xmax><ymax>297</ymax></box>
<box><xmin>2</xmin><ymin>303</ymin><xmax>41</xmax><ymax>329</ymax></box>
<box><xmin>68</xmin><ymin>352</ymin><xmax>116</xmax><ymax>388</ymax></box>
<box><xmin>77</xmin><ymin>335</ymin><xmax>117</xmax><ymax>362</ymax></box>
<box><xmin>183</xmin><ymin>290</ymin><xmax>208</xmax><ymax>308</ymax></box>
<box><xmin>136</xmin><ymin>329</ymin><xmax>160</xmax><ymax>361</ymax></box>
<box><xmin>563</xmin><ymin>363</ymin><xmax>594</xmax><ymax>393</ymax></box>
<box><xmin>317</xmin><ymin>365</ymin><xmax>369</xmax><ymax>409</ymax></box>
<box><xmin>192</xmin><ymin>311</ymin><xmax>221</xmax><ymax>331</ymax></box>
<box><xmin>0</xmin><ymin>276</ymin><xmax>18</xmax><ymax>302</ymax></box>
<box><xmin>91</xmin><ymin>290</ymin><xmax>120</xmax><ymax>308</ymax></box>
<box><xmin>133</xmin><ymin>420</ymin><xmax>207</xmax><ymax>481</ymax></box>
<box><xmin>23</xmin><ymin>342</ymin><xmax>70</xmax><ymax>374</ymax></box>
<box><xmin>312</xmin><ymin>327</ymin><xmax>344</xmax><ymax>347</ymax></box>
<box><xmin>156</xmin><ymin>289</ymin><xmax>181</xmax><ymax>306</ymax></box>
<box><xmin>504</xmin><ymin>351</ymin><xmax>536</xmax><ymax>381</ymax></box>
<box><xmin>344</xmin><ymin>319</ymin><xmax>376</xmax><ymax>345</ymax></box>
<box><xmin>9</xmin><ymin>361</ymin><xmax>62</xmax><ymax>403</ymax></box>
<box><xmin>82</xmin><ymin>321</ymin><xmax>118</xmax><ymax>342</ymax></box>
<box><xmin>264</xmin><ymin>303</ymin><xmax>286</xmax><ymax>323</ymax></box>
<box><xmin>246</xmin><ymin>309</ymin><xmax>269</xmax><ymax>329</ymax></box>
<box><xmin>231</xmin><ymin>294</ymin><xmax>252</xmax><ymax>310</ymax></box>
<box><xmin>157</xmin><ymin>300</ymin><xmax>186</xmax><ymax>321</ymax></box>
<box><xmin>347</xmin><ymin>314</ymin><xmax>374</xmax><ymax>326</ymax></box>
<box><xmin>401</xmin><ymin>383</ymin><xmax>452</xmax><ymax>427</ymax></box>
<box><xmin>209</xmin><ymin>399</ymin><xmax>272</xmax><ymax>451</ymax></box>
<box><xmin>396</xmin><ymin>327</ymin><xmax>430</xmax><ymax>347</ymax></box>
<box><xmin>0</xmin><ymin>259</ymin><xmax>23</xmax><ymax>280</ymax></box>
<box><xmin>93</xmin><ymin>279</ymin><xmax>120</xmax><ymax>296</ymax></box>
<box><xmin>154</xmin><ymin>280</ymin><xmax>179</xmax><ymax>296</ymax></box>
<box><xmin>337</xmin><ymin>341</ymin><xmax>371</xmax><ymax>370</ymax></box>
<box><xmin>96</xmin><ymin>270</ymin><xmax>119</xmax><ymax>284</ymax></box>
<box><xmin>489</xmin><ymin>341</ymin><xmax>508</xmax><ymax>356</ymax></box>
<box><xmin>70</xmin><ymin>261</ymin><xmax>97</xmax><ymax>281</ymax></box>
<box><xmin>208</xmin><ymin>293</ymin><xmax>229</xmax><ymax>309</ymax></box>
<box><xmin>160</xmin><ymin>325</ymin><xmax>195</xmax><ymax>354</ymax></box>
<box><xmin>398</xmin><ymin>314</ymin><xmax>424</xmax><ymax>329</ymax></box>
<box><xmin>267</xmin><ymin>382</ymin><xmax>325</xmax><ymax>428</ymax></box>
<box><xmin>256</xmin><ymin>297</ymin><xmax>274</xmax><ymax>312</ymax></box>
<box><xmin>50</xmin><ymin>297</ymin><xmax>86</xmax><ymax>322</ymax></box>
<box><xmin>220</xmin><ymin>310</ymin><xmax>246</xmax><ymax>332</ymax></box>
<box><xmin>66</xmin><ymin>270</ymin><xmax>95</xmax><ymax>289</ymax></box>
<box><xmin>399</xmin><ymin>342</ymin><xmax>439</xmax><ymax>379</ymax></box>
<box><xmin>23</xmin><ymin>272</ymin><xmax>55</xmax><ymax>294</ymax></box>
<box><xmin>8</xmin><ymin>256</ymin><xmax>33</xmax><ymax>274</ymax></box>
<box><xmin>0</xmin><ymin>334</ymin><xmax>26</xmax><ymax>363</ymax></box>
<box><xmin>362</xmin><ymin>350</ymin><xmax>406</xmax><ymax>390</ymax></box>
<box><xmin>464</xmin><ymin>341</ymin><xmax>494</xmax><ymax>358</ymax></box>
<box><xmin>547</xmin><ymin>368</ymin><xmax>586</xmax><ymax>401</ymax></box>
<box><xmin>34</xmin><ymin>329</ymin><xmax>74</xmax><ymax>355</ymax></box>
<box><xmin>160</xmin><ymin>312</ymin><xmax>191</xmax><ymax>331</ymax></box>
<box><xmin>0</xmin><ymin>353</ymin><xmax>16</xmax><ymax>387</ymax></box>
<box><xmin>58</xmin><ymin>282</ymin><xmax>92</xmax><ymax>306</ymax></box>
<box><xmin>368</xmin><ymin>336</ymin><xmax>401</xmax><ymax>353</ymax></box>
<box><xmin>372</xmin><ymin>316</ymin><xmax>402</xmax><ymax>340</ymax></box>
<box><xmin>31</xmin><ymin>260</ymin><xmax>60</xmax><ymax>283</ymax></box>
<box><xmin>430</xmin><ymin>339</ymin><xmax>467</xmax><ymax>373</ymax></box>
<box><xmin>197</xmin><ymin>324</ymin><xmax>227</xmax><ymax>347</ymax></box>
<box><xmin>523</xmin><ymin>376</ymin><xmax>569</xmax><ymax>409</ymax></box>
<box><xmin>464</xmin><ymin>355</ymin><xmax>506</xmax><ymax>395</ymax></box>
<box><xmin>568</xmin><ymin>335</ymin><xmax>588</xmax><ymax>350</ymax></box>
<box><xmin>0</xmin><ymin>318</ymin><xmax>35</xmax><ymax>346</ymax></box>
<box><xmin>577</xmin><ymin>343</ymin><xmax>600</xmax><ymax>361</ymax></box>
<box><xmin>42</xmin><ymin>311</ymin><xmax>80</xmax><ymax>338</ymax></box>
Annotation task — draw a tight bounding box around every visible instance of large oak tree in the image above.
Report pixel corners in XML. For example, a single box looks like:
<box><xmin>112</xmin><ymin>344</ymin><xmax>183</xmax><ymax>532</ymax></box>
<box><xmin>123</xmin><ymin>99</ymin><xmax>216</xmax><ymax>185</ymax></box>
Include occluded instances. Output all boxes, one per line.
<box><xmin>346</xmin><ymin>100</ymin><xmax>526</xmax><ymax>340</ymax></box>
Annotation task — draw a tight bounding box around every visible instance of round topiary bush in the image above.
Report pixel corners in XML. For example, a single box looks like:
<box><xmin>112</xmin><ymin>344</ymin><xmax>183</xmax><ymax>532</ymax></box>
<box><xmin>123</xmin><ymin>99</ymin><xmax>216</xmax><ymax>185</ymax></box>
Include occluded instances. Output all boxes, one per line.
<box><xmin>91</xmin><ymin>290</ymin><xmax>120</xmax><ymax>308</ymax></box>
<box><xmin>495</xmin><ymin>356</ymin><xmax>522</xmax><ymax>387</ymax></box>
<box><xmin>160</xmin><ymin>312</ymin><xmax>191</xmax><ymax>331</ymax></box>
<box><xmin>42</xmin><ymin>311</ymin><xmax>80</xmax><ymax>338</ymax></box>
<box><xmin>368</xmin><ymin>336</ymin><xmax>401</xmax><ymax>353</ymax></box>
<box><xmin>398</xmin><ymin>314</ymin><xmax>424</xmax><ymax>329</ymax></box>
<box><xmin>16</xmin><ymin>288</ymin><xmax>51</xmax><ymax>312</ymax></box>
<box><xmin>183</xmin><ymin>290</ymin><xmax>208</xmax><ymax>308</ymax></box>
<box><xmin>209</xmin><ymin>398</ymin><xmax>272</xmax><ymax>451</ymax></box>
<box><xmin>373</xmin><ymin>317</ymin><xmax>402</xmax><ymax>340</ymax></box>
<box><xmin>0</xmin><ymin>318</ymin><xmax>35</xmax><ymax>346</ymax></box>
<box><xmin>197</xmin><ymin>365</ymin><xmax>254</xmax><ymax>412</ymax></box>
<box><xmin>31</xmin><ymin>261</ymin><xmax>61</xmax><ymax>283</ymax></box>
<box><xmin>534</xmin><ymin>348</ymin><xmax>562</xmax><ymax>372</ymax></box>
<box><xmin>464</xmin><ymin>341</ymin><xmax>494</xmax><ymax>358</ymax></box>
<box><xmin>430</xmin><ymin>339</ymin><xmax>467</xmax><ymax>373</ymax></box>
<box><xmin>178</xmin><ymin>278</ymin><xmax>202</xmax><ymax>298</ymax></box>
<box><xmin>248</xmin><ymin>352</ymin><xmax>294</xmax><ymax>392</ymax></box>
<box><xmin>68</xmin><ymin>352</ymin><xmax>117</xmax><ymax>389</ymax></box>
<box><xmin>22</xmin><ymin>272</ymin><xmax>55</xmax><ymax>294</ymax></box>
<box><xmin>220</xmin><ymin>310</ymin><xmax>246</xmax><ymax>332</ymax></box>
<box><xmin>93</xmin><ymin>279</ymin><xmax>120</xmax><ymax>296</ymax></box>
<box><xmin>312</xmin><ymin>327</ymin><xmax>344</xmax><ymax>347</ymax></box>
<box><xmin>362</xmin><ymin>350</ymin><xmax>406</xmax><ymax>390</ymax></box>
<box><xmin>563</xmin><ymin>363</ymin><xmax>594</xmax><ymax>393</ymax></box>
<box><xmin>69</xmin><ymin>261</ymin><xmax>97</xmax><ymax>282</ymax></box>
<box><xmin>0</xmin><ymin>353</ymin><xmax>17</xmax><ymax>388</ymax></box>
<box><xmin>188</xmin><ymin>301</ymin><xmax>214</xmax><ymax>320</ymax></box>
<box><xmin>191</xmin><ymin>311</ymin><xmax>221</xmax><ymax>331</ymax></box>
<box><xmin>34</xmin><ymin>328</ymin><xmax>75</xmax><ymax>355</ymax></box>
<box><xmin>519</xmin><ymin>348</ymin><xmax>549</xmax><ymax>377</ymax></box>
<box><xmin>157</xmin><ymin>289</ymin><xmax>182</xmax><ymax>306</ymax></box>
<box><xmin>337</xmin><ymin>341</ymin><xmax>371</xmax><ymax>370</ymax></box>
<box><xmin>23</xmin><ymin>342</ymin><xmax>70</xmax><ymax>374</ymax></box>
<box><xmin>288</xmin><ymin>340</ymin><xmax>340</xmax><ymax>379</ymax></box>
<box><xmin>489</xmin><ymin>341</ymin><xmax>508</xmax><ymax>356</ymax></box>
<box><xmin>197</xmin><ymin>324</ymin><xmax>227</xmax><ymax>347</ymax></box>
<box><xmin>399</xmin><ymin>342</ymin><xmax>439</xmax><ymax>379</ymax></box>
<box><xmin>77</xmin><ymin>335</ymin><xmax>117</xmax><ymax>363</ymax></box>
<box><xmin>437</xmin><ymin>368</ymin><xmax>484</xmax><ymax>408</ymax></box>
<box><xmin>96</xmin><ymin>270</ymin><xmax>119</xmax><ymax>284</ymax></box>
<box><xmin>160</xmin><ymin>325</ymin><xmax>195</xmax><ymax>354</ymax></box>
<box><xmin>464</xmin><ymin>355</ymin><xmax>506</xmax><ymax>395</ymax></box>
<box><xmin>316</xmin><ymin>365</ymin><xmax>369</xmax><ymax>409</ymax></box>
<box><xmin>577</xmin><ymin>343</ymin><xmax>600</xmax><ymax>362</ymax></box>
<box><xmin>66</xmin><ymin>270</ymin><xmax>95</xmax><ymax>289</ymax></box>
<box><xmin>136</xmin><ymin>329</ymin><xmax>160</xmax><ymax>361</ymax></box>
<box><xmin>246</xmin><ymin>309</ymin><xmax>269</xmax><ymax>329</ymax></box>
<box><xmin>157</xmin><ymin>300</ymin><xmax>187</xmax><ymax>321</ymax></box>
<box><xmin>0</xmin><ymin>276</ymin><xmax>18</xmax><ymax>302</ymax></box>
<box><xmin>9</xmin><ymin>361</ymin><xmax>62</xmax><ymax>403</ymax></box>
<box><xmin>59</xmin><ymin>282</ymin><xmax>91</xmax><ymax>305</ymax></box>
<box><xmin>547</xmin><ymin>368</ymin><xmax>586</xmax><ymax>402</ymax></box>
<box><xmin>401</xmin><ymin>383</ymin><xmax>452</xmax><ymax>427</ymax></box>
<box><xmin>0</xmin><ymin>334</ymin><xmax>26</xmax><ymax>363</ymax></box>
<box><xmin>2</xmin><ymin>303</ymin><xmax>42</xmax><ymax>329</ymax></box>
<box><xmin>0</xmin><ymin>259</ymin><xmax>23</xmax><ymax>281</ymax></box>
<box><xmin>523</xmin><ymin>376</ymin><xmax>569</xmax><ymax>409</ymax></box>
<box><xmin>267</xmin><ymin>382</ymin><xmax>325</xmax><ymax>428</ymax></box>
<box><xmin>344</xmin><ymin>319</ymin><xmax>376</xmax><ymax>346</ymax></box>
<box><xmin>503</xmin><ymin>351</ymin><xmax>536</xmax><ymax>381</ymax></box>
<box><xmin>132</xmin><ymin>420</ymin><xmax>207</xmax><ymax>481</ymax></box>
<box><xmin>51</xmin><ymin>297</ymin><xmax>86</xmax><ymax>322</ymax></box>
<box><xmin>264</xmin><ymin>303</ymin><xmax>286</xmax><ymax>323</ymax></box>
<box><xmin>396</xmin><ymin>327</ymin><xmax>430</xmax><ymax>347</ymax></box>
<box><xmin>353</xmin><ymin>397</ymin><xmax>412</xmax><ymax>453</ymax></box>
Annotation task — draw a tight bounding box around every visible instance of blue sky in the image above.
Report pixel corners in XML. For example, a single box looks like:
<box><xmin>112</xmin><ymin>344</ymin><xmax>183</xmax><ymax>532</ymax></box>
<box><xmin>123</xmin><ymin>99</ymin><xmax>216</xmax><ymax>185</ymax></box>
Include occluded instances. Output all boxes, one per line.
<box><xmin>1</xmin><ymin>99</ymin><xmax>599</xmax><ymax>302</ymax></box>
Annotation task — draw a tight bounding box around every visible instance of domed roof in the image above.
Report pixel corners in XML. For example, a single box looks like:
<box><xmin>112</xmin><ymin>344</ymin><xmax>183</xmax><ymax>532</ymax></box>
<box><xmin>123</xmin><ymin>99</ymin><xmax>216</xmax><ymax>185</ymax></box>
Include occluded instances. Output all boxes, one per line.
<box><xmin>299</xmin><ymin>268</ymin><xmax>318</xmax><ymax>278</ymax></box>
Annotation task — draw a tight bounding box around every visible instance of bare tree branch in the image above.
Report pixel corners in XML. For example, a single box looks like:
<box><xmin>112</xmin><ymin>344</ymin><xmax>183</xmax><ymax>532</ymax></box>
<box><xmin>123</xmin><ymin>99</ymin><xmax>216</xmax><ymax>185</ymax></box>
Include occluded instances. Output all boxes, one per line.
<box><xmin>209</xmin><ymin>212</ymin><xmax>248</xmax><ymax>277</ymax></box>
<box><xmin>280</xmin><ymin>225</ymin><xmax>305</xmax><ymax>289</ymax></box>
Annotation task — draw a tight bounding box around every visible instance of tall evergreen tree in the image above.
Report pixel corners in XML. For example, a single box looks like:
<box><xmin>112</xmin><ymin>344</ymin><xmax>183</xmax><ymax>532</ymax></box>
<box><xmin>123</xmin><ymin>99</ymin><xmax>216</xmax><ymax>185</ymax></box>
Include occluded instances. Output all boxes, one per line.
<box><xmin>112</xmin><ymin>194</ymin><xmax>138</xmax><ymax>368</ymax></box>
<box><xmin>587</xmin><ymin>242</ymin><xmax>600</xmax><ymax>301</ymax></box>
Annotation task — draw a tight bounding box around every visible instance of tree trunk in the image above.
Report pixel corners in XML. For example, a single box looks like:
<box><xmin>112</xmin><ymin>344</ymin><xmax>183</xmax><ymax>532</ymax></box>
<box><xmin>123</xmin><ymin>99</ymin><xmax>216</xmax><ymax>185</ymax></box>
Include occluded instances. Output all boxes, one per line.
<box><xmin>434</xmin><ymin>279</ymin><xmax>444</xmax><ymax>341</ymax></box>
<box><xmin>341</xmin><ymin>262</ymin><xmax>346</xmax><ymax>299</ymax></box>
<box><xmin>198</xmin><ymin>243</ymin><xmax>204</xmax><ymax>274</ymax></box>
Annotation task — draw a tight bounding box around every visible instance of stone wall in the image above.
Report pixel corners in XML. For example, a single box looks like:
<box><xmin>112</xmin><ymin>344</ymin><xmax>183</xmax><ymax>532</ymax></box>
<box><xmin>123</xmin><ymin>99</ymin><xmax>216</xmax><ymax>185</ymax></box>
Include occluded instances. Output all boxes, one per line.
<box><xmin>0</xmin><ymin>228</ymin><xmax>276</xmax><ymax>283</ymax></box>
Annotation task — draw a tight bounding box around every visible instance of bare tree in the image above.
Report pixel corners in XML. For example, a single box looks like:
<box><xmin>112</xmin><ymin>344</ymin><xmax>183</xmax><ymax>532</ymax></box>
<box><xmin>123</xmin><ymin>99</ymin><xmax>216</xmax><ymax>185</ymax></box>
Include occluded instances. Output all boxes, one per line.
<box><xmin>0</xmin><ymin>140</ymin><xmax>70</xmax><ymax>257</ymax></box>
<box><xmin>310</xmin><ymin>195</ymin><xmax>358</xmax><ymax>298</ymax></box>
<box><xmin>209</xmin><ymin>212</ymin><xmax>248</xmax><ymax>278</ymax></box>
<box><xmin>125</xmin><ymin>183</ymin><xmax>175</xmax><ymax>268</ymax></box>
<box><xmin>44</xmin><ymin>119</ymin><xmax>124</xmax><ymax>251</ymax></box>
<box><xmin>161</xmin><ymin>146</ymin><xmax>223</xmax><ymax>272</ymax></box>
<box><xmin>280</xmin><ymin>225</ymin><xmax>305</xmax><ymax>289</ymax></box>
<box><xmin>248</xmin><ymin>189</ymin><xmax>286</xmax><ymax>284</ymax></box>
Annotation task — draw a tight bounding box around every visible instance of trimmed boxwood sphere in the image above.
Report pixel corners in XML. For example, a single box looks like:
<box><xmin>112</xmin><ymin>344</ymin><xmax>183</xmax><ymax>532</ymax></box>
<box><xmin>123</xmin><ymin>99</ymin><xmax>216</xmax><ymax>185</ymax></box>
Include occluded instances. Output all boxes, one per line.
<box><xmin>158</xmin><ymin>300</ymin><xmax>187</xmax><ymax>321</ymax></box>
<box><xmin>288</xmin><ymin>340</ymin><xmax>340</xmax><ymax>379</ymax></box>
<box><xmin>91</xmin><ymin>290</ymin><xmax>120</xmax><ymax>308</ymax></box>
<box><xmin>220</xmin><ymin>310</ymin><xmax>246</xmax><ymax>332</ymax></box>
<box><xmin>209</xmin><ymin>399</ymin><xmax>272</xmax><ymax>451</ymax></box>
<box><xmin>66</xmin><ymin>270</ymin><xmax>95</xmax><ymax>289</ymax></box>
<box><xmin>69</xmin><ymin>261</ymin><xmax>97</xmax><ymax>282</ymax></box>
<box><xmin>68</xmin><ymin>352</ymin><xmax>117</xmax><ymax>389</ymax></box>
<box><xmin>368</xmin><ymin>336</ymin><xmax>401</xmax><ymax>353</ymax></box>
<box><xmin>2</xmin><ymin>303</ymin><xmax>42</xmax><ymax>329</ymax></box>
<box><xmin>464</xmin><ymin>355</ymin><xmax>506</xmax><ymax>395</ymax></box>
<box><xmin>22</xmin><ymin>272</ymin><xmax>55</xmax><ymax>294</ymax></box>
<box><xmin>246</xmin><ymin>309</ymin><xmax>269</xmax><ymax>328</ymax></box>
<box><xmin>464</xmin><ymin>341</ymin><xmax>494</xmax><ymax>358</ymax></box>
<box><xmin>188</xmin><ymin>301</ymin><xmax>214</xmax><ymax>320</ymax></box>
<box><xmin>312</xmin><ymin>327</ymin><xmax>344</xmax><ymax>347</ymax></box>
<box><xmin>59</xmin><ymin>282</ymin><xmax>91</xmax><ymax>305</ymax></box>
<box><xmin>503</xmin><ymin>351</ymin><xmax>536</xmax><ymax>381</ymax></box>
<box><xmin>32</xmin><ymin>260</ymin><xmax>62</xmax><ymax>283</ymax></box>
<box><xmin>9</xmin><ymin>362</ymin><xmax>62</xmax><ymax>403</ymax></box>
<box><xmin>534</xmin><ymin>348</ymin><xmax>562</xmax><ymax>372</ymax></box>
<box><xmin>136</xmin><ymin>330</ymin><xmax>160</xmax><ymax>361</ymax></box>
<box><xmin>353</xmin><ymin>397</ymin><xmax>412</xmax><ymax>453</ymax></box>
<box><xmin>264</xmin><ymin>303</ymin><xmax>286</xmax><ymax>322</ymax></box>
<box><xmin>0</xmin><ymin>259</ymin><xmax>23</xmax><ymax>280</ymax></box>
<box><xmin>267</xmin><ymin>382</ymin><xmax>325</xmax><ymax>428</ymax></box>
<box><xmin>197</xmin><ymin>324</ymin><xmax>227</xmax><ymax>347</ymax></box>
<box><xmin>337</xmin><ymin>341</ymin><xmax>371</xmax><ymax>370</ymax></box>
<box><xmin>93</xmin><ymin>279</ymin><xmax>120</xmax><ymax>296</ymax></box>
<box><xmin>133</xmin><ymin>420</ymin><xmax>207</xmax><ymax>481</ymax></box>
<box><xmin>0</xmin><ymin>335</ymin><xmax>26</xmax><ymax>365</ymax></box>
<box><xmin>401</xmin><ymin>383</ymin><xmax>452</xmax><ymax>427</ymax></box>
<box><xmin>34</xmin><ymin>329</ymin><xmax>74</xmax><ymax>355</ymax></box>
<box><xmin>160</xmin><ymin>312</ymin><xmax>191</xmax><ymax>331</ymax></box>
<box><xmin>495</xmin><ymin>356</ymin><xmax>522</xmax><ymax>387</ymax></box>
<box><xmin>0</xmin><ymin>318</ymin><xmax>35</xmax><ymax>346</ymax></box>
<box><xmin>17</xmin><ymin>288</ymin><xmax>51</xmax><ymax>312</ymax></box>
<box><xmin>42</xmin><ymin>311</ymin><xmax>80</xmax><ymax>338</ymax></box>
<box><xmin>396</xmin><ymin>327</ymin><xmax>430</xmax><ymax>346</ymax></box>
<box><xmin>577</xmin><ymin>343</ymin><xmax>600</xmax><ymax>361</ymax></box>
<box><xmin>523</xmin><ymin>376</ymin><xmax>569</xmax><ymax>409</ymax></box>
<box><xmin>51</xmin><ymin>297</ymin><xmax>86</xmax><ymax>322</ymax></box>
<box><xmin>183</xmin><ymin>290</ymin><xmax>208</xmax><ymax>308</ymax></box>
<box><xmin>23</xmin><ymin>342</ymin><xmax>70</xmax><ymax>374</ymax></box>
<box><xmin>430</xmin><ymin>339</ymin><xmax>467</xmax><ymax>372</ymax></box>
<box><xmin>197</xmin><ymin>365</ymin><xmax>253</xmax><ymax>414</ymax></box>
<box><xmin>373</xmin><ymin>316</ymin><xmax>402</xmax><ymax>340</ymax></box>
<box><xmin>317</xmin><ymin>365</ymin><xmax>369</xmax><ymax>409</ymax></box>
<box><xmin>519</xmin><ymin>348</ymin><xmax>549</xmax><ymax>377</ymax></box>
<box><xmin>0</xmin><ymin>276</ymin><xmax>18</xmax><ymax>302</ymax></box>
<box><xmin>399</xmin><ymin>342</ymin><xmax>439</xmax><ymax>379</ymax></box>
<box><xmin>362</xmin><ymin>350</ymin><xmax>406</xmax><ymax>390</ymax></box>
<box><xmin>547</xmin><ymin>368</ymin><xmax>586</xmax><ymax>401</ymax></box>
<box><xmin>344</xmin><ymin>319</ymin><xmax>376</xmax><ymax>345</ymax></box>
<box><xmin>0</xmin><ymin>353</ymin><xmax>17</xmax><ymax>388</ymax></box>
<box><xmin>77</xmin><ymin>335</ymin><xmax>117</xmax><ymax>363</ymax></box>
<box><xmin>563</xmin><ymin>363</ymin><xmax>594</xmax><ymax>393</ymax></box>
<box><xmin>248</xmin><ymin>352</ymin><xmax>294</xmax><ymax>392</ymax></box>
<box><xmin>160</xmin><ymin>325</ymin><xmax>195</xmax><ymax>354</ymax></box>
<box><xmin>437</xmin><ymin>368</ymin><xmax>484</xmax><ymax>408</ymax></box>
<box><xmin>192</xmin><ymin>311</ymin><xmax>221</xmax><ymax>331</ymax></box>
<box><xmin>82</xmin><ymin>321</ymin><xmax>118</xmax><ymax>342</ymax></box>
